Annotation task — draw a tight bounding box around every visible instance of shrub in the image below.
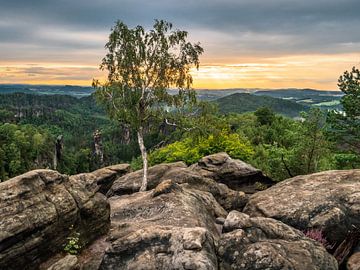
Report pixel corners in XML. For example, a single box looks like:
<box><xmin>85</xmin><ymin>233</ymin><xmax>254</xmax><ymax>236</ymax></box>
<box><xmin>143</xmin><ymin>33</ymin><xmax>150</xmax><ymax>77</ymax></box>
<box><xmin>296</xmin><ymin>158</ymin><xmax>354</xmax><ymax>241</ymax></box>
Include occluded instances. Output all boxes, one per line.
<box><xmin>64</xmin><ymin>227</ymin><xmax>82</xmax><ymax>255</ymax></box>
<box><xmin>149</xmin><ymin>131</ymin><xmax>254</xmax><ymax>165</ymax></box>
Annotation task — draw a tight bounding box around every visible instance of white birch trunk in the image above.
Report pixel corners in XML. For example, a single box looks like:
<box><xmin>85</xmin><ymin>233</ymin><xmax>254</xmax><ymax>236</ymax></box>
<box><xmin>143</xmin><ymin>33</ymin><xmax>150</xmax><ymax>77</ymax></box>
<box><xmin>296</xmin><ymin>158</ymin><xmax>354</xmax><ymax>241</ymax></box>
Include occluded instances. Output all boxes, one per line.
<box><xmin>137</xmin><ymin>127</ymin><xmax>148</xmax><ymax>191</ymax></box>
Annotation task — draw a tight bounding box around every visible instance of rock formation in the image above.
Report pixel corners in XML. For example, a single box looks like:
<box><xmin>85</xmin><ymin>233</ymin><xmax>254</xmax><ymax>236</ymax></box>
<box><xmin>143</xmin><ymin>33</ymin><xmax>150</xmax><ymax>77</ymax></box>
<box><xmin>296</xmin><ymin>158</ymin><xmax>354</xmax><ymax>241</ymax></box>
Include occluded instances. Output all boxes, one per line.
<box><xmin>189</xmin><ymin>152</ymin><xmax>273</xmax><ymax>193</ymax></box>
<box><xmin>218</xmin><ymin>211</ymin><xmax>338</xmax><ymax>269</ymax></box>
<box><xmin>0</xmin><ymin>169</ymin><xmax>110</xmax><ymax>270</ymax></box>
<box><xmin>108</xmin><ymin>153</ymin><xmax>274</xmax><ymax>211</ymax></box>
<box><xmin>1</xmin><ymin>153</ymin><xmax>351</xmax><ymax>269</ymax></box>
<box><xmin>244</xmin><ymin>170</ymin><xmax>360</xmax><ymax>244</ymax></box>
<box><xmin>53</xmin><ymin>135</ymin><xmax>64</xmax><ymax>170</ymax></box>
<box><xmin>93</xmin><ymin>130</ymin><xmax>104</xmax><ymax>165</ymax></box>
<box><xmin>100</xmin><ymin>180</ymin><xmax>226</xmax><ymax>269</ymax></box>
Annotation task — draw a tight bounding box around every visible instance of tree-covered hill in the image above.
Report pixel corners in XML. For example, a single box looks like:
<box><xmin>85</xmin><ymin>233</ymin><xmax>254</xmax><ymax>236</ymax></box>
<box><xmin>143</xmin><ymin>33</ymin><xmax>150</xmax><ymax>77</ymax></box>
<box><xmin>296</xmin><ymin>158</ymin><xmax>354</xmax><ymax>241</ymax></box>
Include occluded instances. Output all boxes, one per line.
<box><xmin>0</xmin><ymin>84</ymin><xmax>93</xmax><ymax>97</ymax></box>
<box><xmin>214</xmin><ymin>93</ymin><xmax>309</xmax><ymax>117</ymax></box>
<box><xmin>254</xmin><ymin>89</ymin><xmax>343</xmax><ymax>110</ymax></box>
<box><xmin>0</xmin><ymin>93</ymin><xmax>152</xmax><ymax>178</ymax></box>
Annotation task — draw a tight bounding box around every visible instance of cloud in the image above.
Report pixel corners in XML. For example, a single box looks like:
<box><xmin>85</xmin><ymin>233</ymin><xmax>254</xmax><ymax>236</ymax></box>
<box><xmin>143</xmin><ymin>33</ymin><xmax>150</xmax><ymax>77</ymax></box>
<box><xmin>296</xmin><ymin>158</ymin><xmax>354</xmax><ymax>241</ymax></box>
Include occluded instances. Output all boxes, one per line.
<box><xmin>0</xmin><ymin>0</ymin><xmax>359</xmax><ymax>88</ymax></box>
<box><xmin>1</xmin><ymin>0</ymin><xmax>360</xmax><ymax>56</ymax></box>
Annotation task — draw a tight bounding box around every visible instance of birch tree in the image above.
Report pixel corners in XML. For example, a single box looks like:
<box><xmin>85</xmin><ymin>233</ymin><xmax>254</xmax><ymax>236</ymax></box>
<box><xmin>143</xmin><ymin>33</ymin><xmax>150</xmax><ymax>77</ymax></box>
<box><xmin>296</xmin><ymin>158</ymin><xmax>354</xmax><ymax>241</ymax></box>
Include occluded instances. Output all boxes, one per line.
<box><xmin>94</xmin><ymin>20</ymin><xmax>203</xmax><ymax>191</ymax></box>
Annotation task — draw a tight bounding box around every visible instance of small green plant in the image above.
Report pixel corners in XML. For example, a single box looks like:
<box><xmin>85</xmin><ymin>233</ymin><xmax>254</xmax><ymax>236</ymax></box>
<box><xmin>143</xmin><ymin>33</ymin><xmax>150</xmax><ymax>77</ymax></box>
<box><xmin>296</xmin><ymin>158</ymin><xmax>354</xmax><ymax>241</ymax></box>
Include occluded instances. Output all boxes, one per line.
<box><xmin>254</xmin><ymin>181</ymin><xmax>268</xmax><ymax>191</ymax></box>
<box><xmin>64</xmin><ymin>226</ymin><xmax>82</xmax><ymax>255</ymax></box>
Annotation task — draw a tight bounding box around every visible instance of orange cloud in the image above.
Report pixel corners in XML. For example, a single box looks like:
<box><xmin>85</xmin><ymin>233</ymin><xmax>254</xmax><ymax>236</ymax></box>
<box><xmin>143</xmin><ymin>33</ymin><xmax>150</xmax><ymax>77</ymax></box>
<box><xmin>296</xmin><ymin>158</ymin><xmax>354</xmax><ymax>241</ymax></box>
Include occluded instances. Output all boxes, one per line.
<box><xmin>191</xmin><ymin>53</ymin><xmax>360</xmax><ymax>90</ymax></box>
<box><xmin>1</xmin><ymin>53</ymin><xmax>359</xmax><ymax>89</ymax></box>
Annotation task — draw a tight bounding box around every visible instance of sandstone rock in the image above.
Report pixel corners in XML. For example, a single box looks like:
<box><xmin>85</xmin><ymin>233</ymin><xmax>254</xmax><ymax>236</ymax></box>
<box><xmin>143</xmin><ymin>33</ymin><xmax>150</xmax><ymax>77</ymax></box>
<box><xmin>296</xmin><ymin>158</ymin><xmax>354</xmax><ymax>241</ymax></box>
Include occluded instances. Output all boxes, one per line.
<box><xmin>108</xmin><ymin>160</ymin><xmax>247</xmax><ymax>211</ymax></box>
<box><xmin>99</xmin><ymin>182</ymin><xmax>227</xmax><ymax>269</ymax></box>
<box><xmin>77</xmin><ymin>163</ymin><xmax>130</xmax><ymax>194</ymax></box>
<box><xmin>152</xmin><ymin>179</ymin><xmax>181</xmax><ymax>197</ymax></box>
<box><xmin>244</xmin><ymin>170</ymin><xmax>360</xmax><ymax>244</ymax></box>
<box><xmin>0</xmin><ymin>169</ymin><xmax>110</xmax><ymax>270</ymax></box>
<box><xmin>47</xmin><ymin>255</ymin><xmax>79</xmax><ymax>270</ymax></box>
<box><xmin>347</xmin><ymin>252</ymin><xmax>360</xmax><ymax>270</ymax></box>
<box><xmin>217</xmin><ymin>211</ymin><xmax>338</xmax><ymax>270</ymax></box>
<box><xmin>107</xmin><ymin>161</ymin><xmax>187</xmax><ymax>195</ymax></box>
<box><xmin>190</xmin><ymin>152</ymin><xmax>274</xmax><ymax>193</ymax></box>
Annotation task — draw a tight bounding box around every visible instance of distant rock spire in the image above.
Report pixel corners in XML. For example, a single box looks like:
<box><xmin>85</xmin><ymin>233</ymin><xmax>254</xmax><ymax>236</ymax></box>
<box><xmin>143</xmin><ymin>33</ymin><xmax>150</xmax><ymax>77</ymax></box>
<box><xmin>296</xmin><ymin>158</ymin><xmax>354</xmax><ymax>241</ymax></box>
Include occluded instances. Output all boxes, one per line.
<box><xmin>93</xmin><ymin>129</ymin><xmax>104</xmax><ymax>165</ymax></box>
<box><xmin>53</xmin><ymin>135</ymin><xmax>63</xmax><ymax>170</ymax></box>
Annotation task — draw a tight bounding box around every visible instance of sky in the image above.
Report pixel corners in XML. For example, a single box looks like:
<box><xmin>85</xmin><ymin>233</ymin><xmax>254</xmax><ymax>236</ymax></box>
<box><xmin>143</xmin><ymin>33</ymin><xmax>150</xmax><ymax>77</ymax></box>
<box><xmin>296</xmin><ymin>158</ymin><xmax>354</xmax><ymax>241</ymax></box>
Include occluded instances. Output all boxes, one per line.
<box><xmin>0</xmin><ymin>0</ymin><xmax>360</xmax><ymax>90</ymax></box>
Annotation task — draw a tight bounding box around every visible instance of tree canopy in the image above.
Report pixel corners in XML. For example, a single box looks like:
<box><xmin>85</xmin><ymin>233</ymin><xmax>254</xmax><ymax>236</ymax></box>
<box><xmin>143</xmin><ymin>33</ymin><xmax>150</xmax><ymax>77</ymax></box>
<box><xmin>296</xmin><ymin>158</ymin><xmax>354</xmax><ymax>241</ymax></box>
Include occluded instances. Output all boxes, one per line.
<box><xmin>94</xmin><ymin>20</ymin><xmax>204</xmax><ymax>191</ymax></box>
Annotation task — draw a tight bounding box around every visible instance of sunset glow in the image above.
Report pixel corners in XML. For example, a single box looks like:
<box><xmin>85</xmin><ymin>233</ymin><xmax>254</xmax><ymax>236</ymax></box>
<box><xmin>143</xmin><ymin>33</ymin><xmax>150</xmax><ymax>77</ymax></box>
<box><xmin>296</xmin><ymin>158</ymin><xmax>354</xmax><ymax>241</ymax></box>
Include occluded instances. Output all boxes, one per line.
<box><xmin>1</xmin><ymin>0</ymin><xmax>360</xmax><ymax>90</ymax></box>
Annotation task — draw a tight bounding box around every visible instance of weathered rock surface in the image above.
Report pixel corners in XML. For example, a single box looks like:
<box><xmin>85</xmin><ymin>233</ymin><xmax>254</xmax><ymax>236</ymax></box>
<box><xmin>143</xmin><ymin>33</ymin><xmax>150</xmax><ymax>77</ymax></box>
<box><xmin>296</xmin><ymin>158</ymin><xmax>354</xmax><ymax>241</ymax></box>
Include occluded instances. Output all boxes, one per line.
<box><xmin>190</xmin><ymin>152</ymin><xmax>274</xmax><ymax>193</ymax></box>
<box><xmin>0</xmin><ymin>169</ymin><xmax>110</xmax><ymax>270</ymax></box>
<box><xmin>107</xmin><ymin>161</ymin><xmax>187</xmax><ymax>195</ymax></box>
<box><xmin>244</xmin><ymin>170</ymin><xmax>360</xmax><ymax>244</ymax></box>
<box><xmin>108</xmin><ymin>154</ymin><xmax>266</xmax><ymax>211</ymax></box>
<box><xmin>47</xmin><ymin>255</ymin><xmax>79</xmax><ymax>270</ymax></box>
<box><xmin>218</xmin><ymin>211</ymin><xmax>338</xmax><ymax>270</ymax></box>
<box><xmin>80</xmin><ymin>163</ymin><xmax>130</xmax><ymax>194</ymax></box>
<box><xmin>99</xmin><ymin>181</ymin><xmax>227</xmax><ymax>269</ymax></box>
<box><xmin>347</xmin><ymin>252</ymin><xmax>360</xmax><ymax>270</ymax></box>
<box><xmin>2</xmin><ymin>157</ymin><xmax>346</xmax><ymax>270</ymax></box>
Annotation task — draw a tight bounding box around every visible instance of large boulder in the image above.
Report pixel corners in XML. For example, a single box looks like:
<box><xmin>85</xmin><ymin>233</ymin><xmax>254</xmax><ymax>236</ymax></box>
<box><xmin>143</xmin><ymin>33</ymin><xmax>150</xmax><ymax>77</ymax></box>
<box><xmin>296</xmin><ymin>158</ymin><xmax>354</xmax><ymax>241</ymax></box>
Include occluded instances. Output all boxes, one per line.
<box><xmin>99</xmin><ymin>180</ymin><xmax>227</xmax><ymax>269</ymax></box>
<box><xmin>244</xmin><ymin>170</ymin><xmax>360</xmax><ymax>244</ymax></box>
<box><xmin>79</xmin><ymin>163</ymin><xmax>130</xmax><ymax>194</ymax></box>
<box><xmin>108</xmin><ymin>159</ymin><xmax>248</xmax><ymax>211</ymax></box>
<box><xmin>190</xmin><ymin>152</ymin><xmax>274</xmax><ymax>193</ymax></box>
<box><xmin>0</xmin><ymin>169</ymin><xmax>110</xmax><ymax>270</ymax></box>
<box><xmin>108</xmin><ymin>162</ymin><xmax>187</xmax><ymax>195</ymax></box>
<box><xmin>217</xmin><ymin>211</ymin><xmax>338</xmax><ymax>270</ymax></box>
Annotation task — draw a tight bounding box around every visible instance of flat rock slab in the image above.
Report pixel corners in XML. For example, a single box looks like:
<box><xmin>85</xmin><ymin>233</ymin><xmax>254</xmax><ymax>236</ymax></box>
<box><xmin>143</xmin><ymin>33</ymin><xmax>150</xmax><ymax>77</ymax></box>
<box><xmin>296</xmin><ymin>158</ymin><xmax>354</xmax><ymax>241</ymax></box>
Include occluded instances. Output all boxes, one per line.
<box><xmin>218</xmin><ymin>211</ymin><xmax>338</xmax><ymax>270</ymax></box>
<box><xmin>100</xmin><ymin>181</ymin><xmax>227</xmax><ymax>269</ymax></box>
<box><xmin>244</xmin><ymin>169</ymin><xmax>360</xmax><ymax>244</ymax></box>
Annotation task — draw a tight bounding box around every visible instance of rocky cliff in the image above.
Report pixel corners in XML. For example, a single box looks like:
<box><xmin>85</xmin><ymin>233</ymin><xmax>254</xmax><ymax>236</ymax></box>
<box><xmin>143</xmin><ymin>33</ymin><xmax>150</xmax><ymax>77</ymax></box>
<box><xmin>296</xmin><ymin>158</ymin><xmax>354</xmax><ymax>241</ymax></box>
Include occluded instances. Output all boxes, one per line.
<box><xmin>1</xmin><ymin>153</ymin><xmax>360</xmax><ymax>269</ymax></box>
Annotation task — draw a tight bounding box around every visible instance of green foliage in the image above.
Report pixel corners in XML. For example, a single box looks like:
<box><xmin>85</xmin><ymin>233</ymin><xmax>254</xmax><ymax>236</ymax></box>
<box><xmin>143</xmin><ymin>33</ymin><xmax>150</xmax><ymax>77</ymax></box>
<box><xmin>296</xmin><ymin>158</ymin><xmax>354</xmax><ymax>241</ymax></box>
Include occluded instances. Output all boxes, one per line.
<box><xmin>0</xmin><ymin>123</ymin><xmax>53</xmax><ymax>181</ymax></box>
<box><xmin>64</xmin><ymin>227</ymin><xmax>82</xmax><ymax>255</ymax></box>
<box><xmin>0</xmin><ymin>92</ymin><xmax>170</xmax><ymax>180</ymax></box>
<box><xmin>228</xmin><ymin>108</ymin><xmax>333</xmax><ymax>181</ymax></box>
<box><xmin>327</xmin><ymin>66</ymin><xmax>360</xmax><ymax>158</ymax></box>
<box><xmin>255</xmin><ymin>107</ymin><xmax>276</xmax><ymax>125</ymax></box>
<box><xmin>94</xmin><ymin>19</ymin><xmax>204</xmax><ymax>190</ymax></box>
<box><xmin>150</xmin><ymin>131</ymin><xmax>254</xmax><ymax>165</ymax></box>
<box><xmin>338</xmin><ymin>67</ymin><xmax>360</xmax><ymax>118</ymax></box>
<box><xmin>94</xmin><ymin>19</ymin><xmax>203</xmax><ymax>129</ymax></box>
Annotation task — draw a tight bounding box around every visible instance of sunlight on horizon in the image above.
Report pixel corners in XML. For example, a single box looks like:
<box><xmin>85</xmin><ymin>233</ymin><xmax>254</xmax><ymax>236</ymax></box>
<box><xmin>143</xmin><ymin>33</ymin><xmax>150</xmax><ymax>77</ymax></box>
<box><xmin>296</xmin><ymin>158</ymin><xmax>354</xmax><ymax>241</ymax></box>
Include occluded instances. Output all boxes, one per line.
<box><xmin>1</xmin><ymin>53</ymin><xmax>358</xmax><ymax>90</ymax></box>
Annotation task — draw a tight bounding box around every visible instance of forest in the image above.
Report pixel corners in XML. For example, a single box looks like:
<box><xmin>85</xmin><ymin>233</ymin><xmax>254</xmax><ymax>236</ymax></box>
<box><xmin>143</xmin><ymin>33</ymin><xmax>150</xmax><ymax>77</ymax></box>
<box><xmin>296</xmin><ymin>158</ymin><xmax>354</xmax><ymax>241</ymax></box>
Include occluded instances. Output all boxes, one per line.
<box><xmin>0</xmin><ymin>67</ymin><xmax>359</xmax><ymax>182</ymax></box>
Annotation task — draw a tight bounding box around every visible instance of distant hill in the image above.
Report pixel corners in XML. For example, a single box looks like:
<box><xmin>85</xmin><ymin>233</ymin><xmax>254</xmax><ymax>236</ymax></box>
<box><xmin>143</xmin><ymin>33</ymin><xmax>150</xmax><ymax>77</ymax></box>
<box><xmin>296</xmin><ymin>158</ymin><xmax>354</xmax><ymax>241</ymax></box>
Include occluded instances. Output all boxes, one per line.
<box><xmin>214</xmin><ymin>93</ymin><xmax>309</xmax><ymax>117</ymax></box>
<box><xmin>0</xmin><ymin>84</ymin><xmax>93</xmax><ymax>98</ymax></box>
<box><xmin>254</xmin><ymin>88</ymin><xmax>343</xmax><ymax>110</ymax></box>
<box><xmin>0</xmin><ymin>84</ymin><xmax>343</xmax><ymax>111</ymax></box>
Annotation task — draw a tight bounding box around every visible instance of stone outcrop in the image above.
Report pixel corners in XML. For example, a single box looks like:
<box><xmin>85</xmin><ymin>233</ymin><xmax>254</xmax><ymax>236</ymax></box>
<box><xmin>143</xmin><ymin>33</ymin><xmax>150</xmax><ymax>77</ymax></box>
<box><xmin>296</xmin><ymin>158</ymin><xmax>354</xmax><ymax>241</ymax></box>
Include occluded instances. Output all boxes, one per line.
<box><xmin>0</xmin><ymin>169</ymin><xmax>110</xmax><ymax>270</ymax></box>
<box><xmin>2</xmin><ymin>154</ymin><xmax>348</xmax><ymax>269</ymax></box>
<box><xmin>99</xmin><ymin>181</ymin><xmax>226</xmax><ymax>269</ymax></box>
<box><xmin>107</xmin><ymin>153</ymin><xmax>273</xmax><ymax>211</ymax></box>
<box><xmin>109</xmin><ymin>154</ymin><xmax>273</xmax><ymax>197</ymax></box>
<box><xmin>85</xmin><ymin>163</ymin><xmax>130</xmax><ymax>194</ymax></box>
<box><xmin>107</xmin><ymin>162</ymin><xmax>187</xmax><ymax>195</ymax></box>
<box><xmin>217</xmin><ymin>211</ymin><xmax>338</xmax><ymax>270</ymax></box>
<box><xmin>244</xmin><ymin>170</ymin><xmax>360</xmax><ymax>244</ymax></box>
<box><xmin>108</xmin><ymin>161</ymin><xmax>247</xmax><ymax>211</ymax></box>
<box><xmin>190</xmin><ymin>152</ymin><xmax>274</xmax><ymax>193</ymax></box>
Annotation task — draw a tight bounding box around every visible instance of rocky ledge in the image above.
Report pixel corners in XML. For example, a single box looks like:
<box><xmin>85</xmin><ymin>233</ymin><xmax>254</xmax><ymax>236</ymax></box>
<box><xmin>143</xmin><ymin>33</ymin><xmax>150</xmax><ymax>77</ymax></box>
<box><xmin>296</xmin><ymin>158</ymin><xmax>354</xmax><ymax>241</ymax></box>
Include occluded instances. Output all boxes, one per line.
<box><xmin>1</xmin><ymin>153</ymin><xmax>360</xmax><ymax>269</ymax></box>
<box><xmin>0</xmin><ymin>164</ymin><xmax>129</xmax><ymax>270</ymax></box>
